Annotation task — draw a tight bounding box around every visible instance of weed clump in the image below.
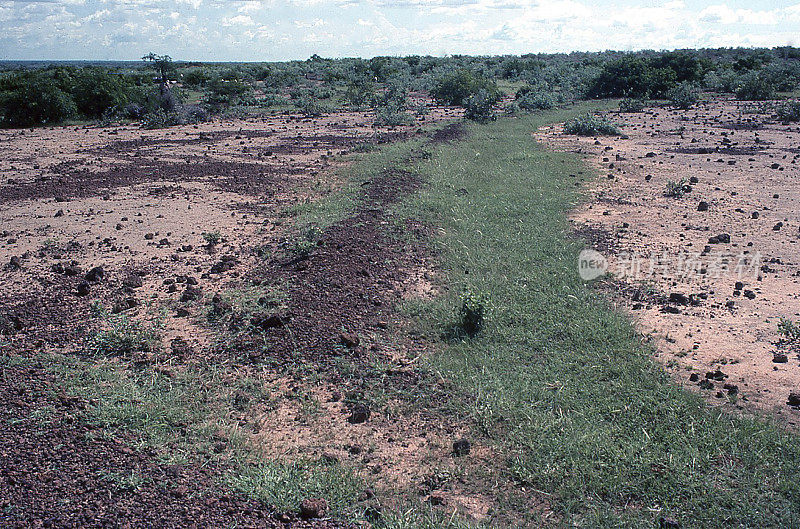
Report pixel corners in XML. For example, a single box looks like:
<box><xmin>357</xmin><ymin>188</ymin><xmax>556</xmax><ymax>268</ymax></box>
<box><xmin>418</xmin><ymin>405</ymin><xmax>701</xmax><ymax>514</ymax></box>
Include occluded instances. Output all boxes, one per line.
<box><xmin>459</xmin><ymin>290</ymin><xmax>488</xmax><ymax>336</ymax></box>
<box><xmin>776</xmin><ymin>101</ymin><xmax>800</xmax><ymax>122</ymax></box>
<box><xmin>665</xmin><ymin>178</ymin><xmax>688</xmax><ymax>198</ymax></box>
<box><xmin>563</xmin><ymin>114</ymin><xmax>620</xmax><ymax>136</ymax></box>
<box><xmin>87</xmin><ymin>313</ymin><xmax>161</xmax><ymax>356</ymax></box>
<box><xmin>619</xmin><ymin>98</ymin><xmax>646</xmax><ymax>113</ymax></box>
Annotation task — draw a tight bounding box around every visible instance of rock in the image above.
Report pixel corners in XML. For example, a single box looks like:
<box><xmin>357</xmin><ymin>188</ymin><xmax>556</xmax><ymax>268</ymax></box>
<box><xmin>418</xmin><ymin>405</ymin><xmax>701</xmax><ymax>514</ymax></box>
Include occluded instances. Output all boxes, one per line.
<box><xmin>453</xmin><ymin>438</ymin><xmax>471</xmax><ymax>456</ymax></box>
<box><xmin>689</xmin><ymin>373</ymin><xmax>699</xmax><ymax>382</ymax></box>
<box><xmin>122</xmin><ymin>274</ymin><xmax>143</xmax><ymax>288</ymax></box>
<box><xmin>85</xmin><ymin>266</ymin><xmax>105</xmax><ymax>282</ymax></box>
<box><xmin>180</xmin><ymin>286</ymin><xmax>202</xmax><ymax>302</ymax></box>
<box><xmin>340</xmin><ymin>332</ymin><xmax>360</xmax><ymax>348</ymax></box>
<box><xmin>251</xmin><ymin>312</ymin><xmax>288</xmax><ymax>329</ymax></box>
<box><xmin>348</xmin><ymin>403</ymin><xmax>370</xmax><ymax>424</ymax></box>
<box><xmin>773</xmin><ymin>353</ymin><xmax>788</xmax><ymax>363</ymax></box>
<box><xmin>76</xmin><ymin>281</ymin><xmax>91</xmax><ymax>297</ymax></box>
<box><xmin>63</xmin><ymin>263</ymin><xmax>81</xmax><ymax>276</ymax></box>
<box><xmin>788</xmin><ymin>392</ymin><xmax>800</xmax><ymax>407</ymax></box>
<box><xmin>299</xmin><ymin>498</ymin><xmax>328</xmax><ymax>519</ymax></box>
<box><xmin>54</xmin><ymin>209</ymin><xmax>64</xmax><ymax>218</ymax></box>
<box><xmin>669</xmin><ymin>293</ymin><xmax>690</xmax><ymax>305</ymax></box>
<box><xmin>170</xmin><ymin>337</ymin><xmax>193</xmax><ymax>357</ymax></box>
<box><xmin>708</xmin><ymin>233</ymin><xmax>730</xmax><ymax>244</ymax></box>
<box><xmin>706</xmin><ymin>369</ymin><xmax>727</xmax><ymax>381</ymax></box>
<box><xmin>659</xmin><ymin>516</ymin><xmax>680</xmax><ymax>528</ymax></box>
<box><xmin>743</xmin><ymin>290</ymin><xmax>756</xmax><ymax>300</ymax></box>
<box><xmin>773</xmin><ymin>222</ymin><xmax>783</xmax><ymax>231</ymax></box>
<box><xmin>697</xmin><ymin>201</ymin><xmax>709</xmax><ymax>212</ymax></box>
<box><xmin>8</xmin><ymin>256</ymin><xmax>21</xmax><ymax>270</ymax></box>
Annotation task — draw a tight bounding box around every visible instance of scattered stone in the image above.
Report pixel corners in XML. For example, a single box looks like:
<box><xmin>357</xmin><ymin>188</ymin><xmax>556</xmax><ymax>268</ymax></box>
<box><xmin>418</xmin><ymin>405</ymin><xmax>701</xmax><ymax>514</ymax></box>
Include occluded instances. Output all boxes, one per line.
<box><xmin>453</xmin><ymin>438</ymin><xmax>471</xmax><ymax>456</ymax></box>
<box><xmin>85</xmin><ymin>266</ymin><xmax>105</xmax><ymax>282</ymax></box>
<box><xmin>180</xmin><ymin>286</ymin><xmax>202</xmax><ymax>302</ymax></box>
<box><xmin>340</xmin><ymin>332</ymin><xmax>360</xmax><ymax>348</ymax></box>
<box><xmin>348</xmin><ymin>403</ymin><xmax>370</xmax><ymax>424</ymax></box>
<box><xmin>76</xmin><ymin>281</ymin><xmax>91</xmax><ymax>297</ymax></box>
<box><xmin>122</xmin><ymin>274</ymin><xmax>144</xmax><ymax>288</ymax></box>
<box><xmin>299</xmin><ymin>498</ymin><xmax>328</xmax><ymax>519</ymax></box>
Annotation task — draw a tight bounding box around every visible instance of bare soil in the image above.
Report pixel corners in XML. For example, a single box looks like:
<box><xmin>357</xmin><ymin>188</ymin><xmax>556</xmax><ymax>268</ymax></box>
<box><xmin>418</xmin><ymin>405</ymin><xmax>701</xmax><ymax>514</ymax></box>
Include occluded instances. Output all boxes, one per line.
<box><xmin>0</xmin><ymin>107</ymin><xmax>461</xmax><ymax>526</ymax></box>
<box><xmin>538</xmin><ymin>95</ymin><xmax>800</xmax><ymax>424</ymax></box>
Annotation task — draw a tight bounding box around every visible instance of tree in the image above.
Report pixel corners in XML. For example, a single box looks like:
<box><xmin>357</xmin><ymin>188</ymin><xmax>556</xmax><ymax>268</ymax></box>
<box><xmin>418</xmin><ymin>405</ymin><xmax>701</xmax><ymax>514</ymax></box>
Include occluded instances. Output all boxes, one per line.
<box><xmin>142</xmin><ymin>52</ymin><xmax>176</xmax><ymax>111</ymax></box>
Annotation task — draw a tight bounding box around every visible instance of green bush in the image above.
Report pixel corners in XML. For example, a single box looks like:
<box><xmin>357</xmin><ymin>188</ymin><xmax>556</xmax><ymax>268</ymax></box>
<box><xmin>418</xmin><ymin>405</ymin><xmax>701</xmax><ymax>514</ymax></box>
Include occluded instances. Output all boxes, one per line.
<box><xmin>72</xmin><ymin>69</ymin><xmax>132</xmax><ymax>118</ymax></box>
<box><xmin>204</xmin><ymin>77</ymin><xmax>253</xmax><ymax>111</ymax></box>
<box><xmin>431</xmin><ymin>69</ymin><xmax>501</xmax><ymax>107</ymax></box>
<box><xmin>464</xmin><ymin>88</ymin><xmax>497</xmax><ymax>122</ymax></box>
<box><xmin>776</xmin><ymin>100</ymin><xmax>800</xmax><ymax>122</ymax></box>
<box><xmin>668</xmin><ymin>82</ymin><xmax>699</xmax><ymax>110</ymax></box>
<box><xmin>736</xmin><ymin>72</ymin><xmax>775</xmax><ymax>101</ymax></box>
<box><xmin>588</xmin><ymin>56</ymin><xmax>677</xmax><ymax>98</ymax></box>
<box><xmin>563</xmin><ymin>113</ymin><xmax>620</xmax><ymax>135</ymax></box>
<box><xmin>87</xmin><ymin>314</ymin><xmax>160</xmax><ymax>356</ymax></box>
<box><xmin>459</xmin><ymin>290</ymin><xmax>488</xmax><ymax>336</ymax></box>
<box><xmin>0</xmin><ymin>71</ymin><xmax>77</xmax><ymax>127</ymax></box>
<box><xmin>619</xmin><ymin>98</ymin><xmax>646</xmax><ymax>112</ymax></box>
<box><xmin>517</xmin><ymin>90</ymin><xmax>555</xmax><ymax>110</ymax></box>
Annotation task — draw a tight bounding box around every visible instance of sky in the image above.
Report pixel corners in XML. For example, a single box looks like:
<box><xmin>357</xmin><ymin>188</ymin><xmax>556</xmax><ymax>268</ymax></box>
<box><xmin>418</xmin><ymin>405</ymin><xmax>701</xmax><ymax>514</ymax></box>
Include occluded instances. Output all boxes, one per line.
<box><xmin>1</xmin><ymin>0</ymin><xmax>798</xmax><ymax>61</ymax></box>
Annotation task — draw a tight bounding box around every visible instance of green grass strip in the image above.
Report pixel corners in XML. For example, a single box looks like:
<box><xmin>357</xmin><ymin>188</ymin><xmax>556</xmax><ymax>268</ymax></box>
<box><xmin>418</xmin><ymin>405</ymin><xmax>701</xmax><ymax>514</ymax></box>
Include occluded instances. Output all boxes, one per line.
<box><xmin>399</xmin><ymin>104</ymin><xmax>800</xmax><ymax>528</ymax></box>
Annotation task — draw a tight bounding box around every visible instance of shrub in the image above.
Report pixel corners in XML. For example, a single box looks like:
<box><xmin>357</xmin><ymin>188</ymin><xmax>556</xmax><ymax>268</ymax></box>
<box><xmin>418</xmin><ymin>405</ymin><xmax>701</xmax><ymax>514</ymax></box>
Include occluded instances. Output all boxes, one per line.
<box><xmin>464</xmin><ymin>88</ymin><xmax>497</xmax><ymax>122</ymax></box>
<box><xmin>0</xmin><ymin>72</ymin><xmax>76</xmax><ymax>127</ymax></box>
<box><xmin>776</xmin><ymin>100</ymin><xmax>800</xmax><ymax>122</ymax></box>
<box><xmin>563</xmin><ymin>114</ymin><xmax>620</xmax><ymax>136</ymax></box>
<box><xmin>431</xmin><ymin>69</ymin><xmax>501</xmax><ymax>107</ymax></box>
<box><xmin>588</xmin><ymin>56</ymin><xmax>677</xmax><ymax>98</ymax></box>
<box><xmin>204</xmin><ymin>77</ymin><xmax>253</xmax><ymax>112</ymax></box>
<box><xmin>517</xmin><ymin>90</ymin><xmax>555</xmax><ymax>110</ymax></box>
<box><xmin>459</xmin><ymin>290</ymin><xmax>488</xmax><ymax>337</ymax></box>
<box><xmin>72</xmin><ymin>69</ymin><xmax>132</xmax><ymax>118</ymax></box>
<box><xmin>736</xmin><ymin>72</ymin><xmax>775</xmax><ymax>101</ymax></box>
<box><xmin>668</xmin><ymin>82</ymin><xmax>699</xmax><ymax>110</ymax></box>
<box><xmin>619</xmin><ymin>98</ymin><xmax>646</xmax><ymax>113</ymax></box>
<box><xmin>374</xmin><ymin>104</ymin><xmax>412</xmax><ymax>127</ymax></box>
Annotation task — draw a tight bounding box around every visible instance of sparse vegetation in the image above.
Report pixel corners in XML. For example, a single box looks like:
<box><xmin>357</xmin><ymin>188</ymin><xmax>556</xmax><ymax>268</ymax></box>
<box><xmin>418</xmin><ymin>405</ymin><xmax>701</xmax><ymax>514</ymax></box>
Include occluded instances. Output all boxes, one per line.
<box><xmin>563</xmin><ymin>113</ymin><xmax>620</xmax><ymax>135</ymax></box>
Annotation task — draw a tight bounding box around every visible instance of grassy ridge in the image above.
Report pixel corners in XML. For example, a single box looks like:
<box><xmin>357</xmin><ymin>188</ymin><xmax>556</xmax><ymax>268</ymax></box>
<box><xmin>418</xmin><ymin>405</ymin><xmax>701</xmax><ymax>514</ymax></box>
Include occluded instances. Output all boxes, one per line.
<box><xmin>399</xmin><ymin>105</ymin><xmax>800</xmax><ymax>528</ymax></box>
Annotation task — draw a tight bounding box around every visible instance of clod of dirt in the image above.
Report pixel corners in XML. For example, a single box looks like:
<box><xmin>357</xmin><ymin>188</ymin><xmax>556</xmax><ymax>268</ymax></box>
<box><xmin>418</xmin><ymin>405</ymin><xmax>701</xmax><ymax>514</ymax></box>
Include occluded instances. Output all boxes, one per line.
<box><xmin>180</xmin><ymin>286</ymin><xmax>203</xmax><ymax>302</ymax></box>
<box><xmin>122</xmin><ymin>274</ymin><xmax>144</xmax><ymax>288</ymax></box>
<box><xmin>453</xmin><ymin>438</ymin><xmax>471</xmax><ymax>456</ymax></box>
<box><xmin>348</xmin><ymin>403</ymin><xmax>371</xmax><ymax>424</ymax></box>
<box><xmin>340</xmin><ymin>332</ymin><xmax>360</xmax><ymax>348</ymax></box>
<box><xmin>299</xmin><ymin>498</ymin><xmax>328</xmax><ymax>519</ymax></box>
<box><xmin>85</xmin><ymin>266</ymin><xmax>105</xmax><ymax>282</ymax></box>
<box><xmin>76</xmin><ymin>281</ymin><xmax>91</xmax><ymax>297</ymax></box>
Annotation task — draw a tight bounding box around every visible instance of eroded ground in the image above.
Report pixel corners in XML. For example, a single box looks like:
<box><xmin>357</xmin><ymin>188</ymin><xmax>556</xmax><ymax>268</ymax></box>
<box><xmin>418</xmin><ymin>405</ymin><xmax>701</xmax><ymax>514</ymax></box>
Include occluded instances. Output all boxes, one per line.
<box><xmin>0</xmin><ymin>103</ymin><xmax>531</xmax><ymax>526</ymax></box>
<box><xmin>539</xmin><ymin>95</ymin><xmax>800</xmax><ymax>424</ymax></box>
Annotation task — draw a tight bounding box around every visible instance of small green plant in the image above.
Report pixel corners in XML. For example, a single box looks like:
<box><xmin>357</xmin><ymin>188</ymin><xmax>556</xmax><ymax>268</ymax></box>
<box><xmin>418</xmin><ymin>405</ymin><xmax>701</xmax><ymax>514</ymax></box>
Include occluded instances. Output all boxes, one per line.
<box><xmin>778</xmin><ymin>318</ymin><xmax>800</xmax><ymax>341</ymax></box>
<box><xmin>665</xmin><ymin>178</ymin><xmax>688</xmax><ymax>198</ymax></box>
<box><xmin>202</xmin><ymin>231</ymin><xmax>222</xmax><ymax>246</ymax></box>
<box><xmin>459</xmin><ymin>290</ymin><xmax>488</xmax><ymax>336</ymax></box>
<box><xmin>619</xmin><ymin>98</ymin><xmax>646</xmax><ymax>113</ymax></box>
<box><xmin>87</xmin><ymin>314</ymin><xmax>161</xmax><ymax>356</ymax></box>
<box><xmin>563</xmin><ymin>113</ymin><xmax>620</xmax><ymax>136</ymax></box>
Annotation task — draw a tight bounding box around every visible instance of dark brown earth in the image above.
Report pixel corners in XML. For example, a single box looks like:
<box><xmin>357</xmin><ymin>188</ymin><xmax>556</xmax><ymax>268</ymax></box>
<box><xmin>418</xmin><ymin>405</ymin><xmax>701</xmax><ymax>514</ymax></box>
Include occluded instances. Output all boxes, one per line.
<box><xmin>0</xmin><ymin>360</ymin><xmax>351</xmax><ymax>529</ymax></box>
<box><xmin>0</xmin><ymin>112</ymin><xmax>466</xmax><ymax>526</ymax></box>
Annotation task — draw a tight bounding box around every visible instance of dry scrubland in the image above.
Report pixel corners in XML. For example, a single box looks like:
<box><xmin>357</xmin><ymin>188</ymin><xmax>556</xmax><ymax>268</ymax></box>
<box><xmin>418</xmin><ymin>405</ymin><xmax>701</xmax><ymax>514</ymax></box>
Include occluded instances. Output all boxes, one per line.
<box><xmin>2</xmin><ymin>49</ymin><xmax>800</xmax><ymax>528</ymax></box>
